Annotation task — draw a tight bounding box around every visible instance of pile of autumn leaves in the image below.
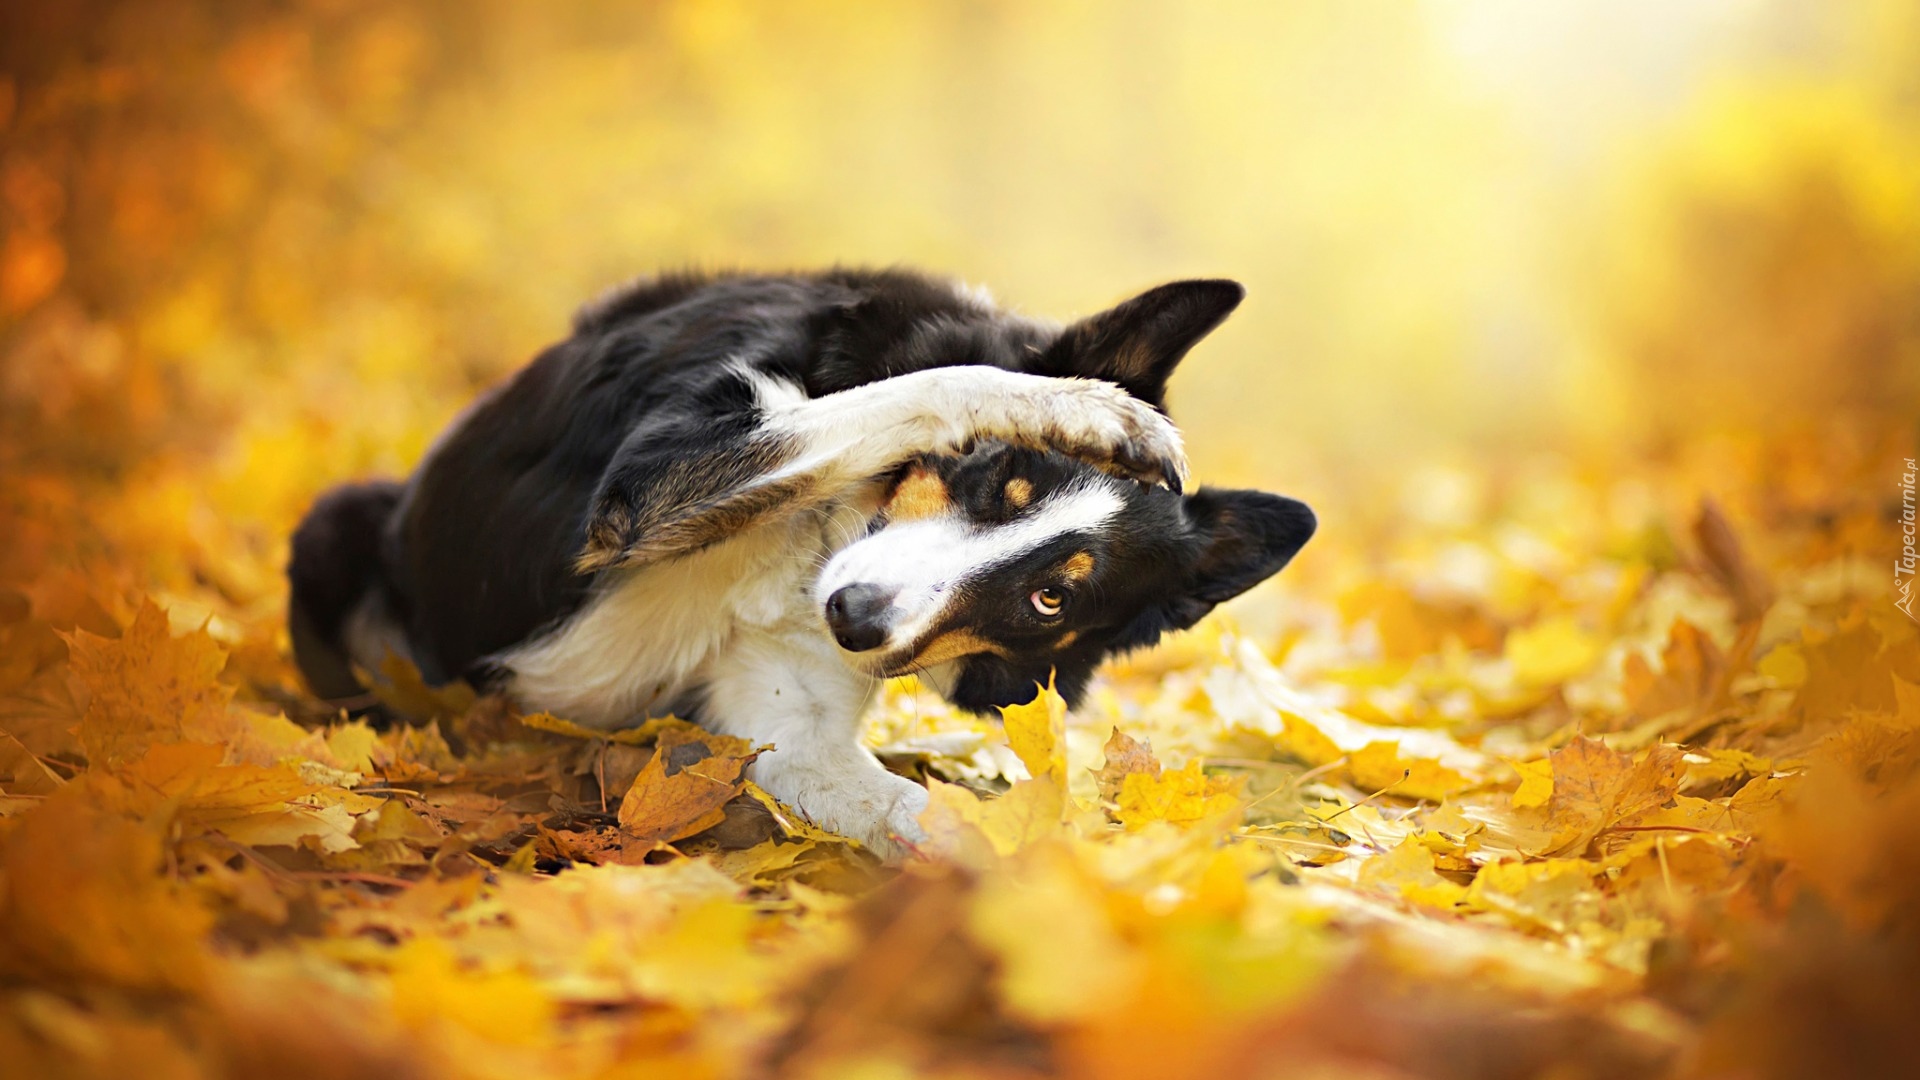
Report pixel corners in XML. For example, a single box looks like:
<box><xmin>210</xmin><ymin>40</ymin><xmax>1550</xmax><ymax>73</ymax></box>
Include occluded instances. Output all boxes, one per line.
<box><xmin>3</xmin><ymin>451</ymin><xmax>1919</xmax><ymax>1080</ymax></box>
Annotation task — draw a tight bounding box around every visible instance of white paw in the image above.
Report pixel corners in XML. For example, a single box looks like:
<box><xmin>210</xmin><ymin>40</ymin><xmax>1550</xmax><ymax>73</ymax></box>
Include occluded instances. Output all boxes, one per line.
<box><xmin>1048</xmin><ymin>378</ymin><xmax>1189</xmax><ymax>491</ymax></box>
<box><xmin>756</xmin><ymin>761</ymin><xmax>930</xmax><ymax>862</ymax></box>
<box><xmin>876</xmin><ymin>778</ymin><xmax>931</xmax><ymax>857</ymax></box>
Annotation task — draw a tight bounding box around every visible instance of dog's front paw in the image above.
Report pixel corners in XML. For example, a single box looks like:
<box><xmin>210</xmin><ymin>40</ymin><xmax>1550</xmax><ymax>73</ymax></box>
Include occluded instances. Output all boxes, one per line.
<box><xmin>759</xmin><ymin>762</ymin><xmax>930</xmax><ymax>862</ymax></box>
<box><xmin>872</xmin><ymin>778</ymin><xmax>931</xmax><ymax>860</ymax></box>
<box><xmin>1035</xmin><ymin>378</ymin><xmax>1190</xmax><ymax>493</ymax></box>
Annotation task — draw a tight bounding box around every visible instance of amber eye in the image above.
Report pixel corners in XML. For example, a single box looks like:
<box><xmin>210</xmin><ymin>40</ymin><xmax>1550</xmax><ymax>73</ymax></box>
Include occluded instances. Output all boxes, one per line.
<box><xmin>1030</xmin><ymin>587</ymin><xmax>1065</xmax><ymax>617</ymax></box>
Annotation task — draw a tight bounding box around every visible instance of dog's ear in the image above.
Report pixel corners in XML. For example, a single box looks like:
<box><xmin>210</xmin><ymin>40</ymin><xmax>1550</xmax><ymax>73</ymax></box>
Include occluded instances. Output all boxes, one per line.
<box><xmin>1159</xmin><ymin>488</ymin><xmax>1316</xmax><ymax>631</ymax></box>
<box><xmin>1037</xmin><ymin>279</ymin><xmax>1244</xmax><ymax>408</ymax></box>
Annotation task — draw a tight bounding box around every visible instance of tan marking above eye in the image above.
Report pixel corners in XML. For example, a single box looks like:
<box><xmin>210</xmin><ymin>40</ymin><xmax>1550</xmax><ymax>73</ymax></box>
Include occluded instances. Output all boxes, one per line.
<box><xmin>1061</xmin><ymin>551</ymin><xmax>1096</xmax><ymax>582</ymax></box>
<box><xmin>911</xmin><ymin>628</ymin><xmax>1008</xmax><ymax>668</ymax></box>
<box><xmin>886</xmin><ymin>467</ymin><xmax>950</xmax><ymax>522</ymax></box>
<box><xmin>1004</xmin><ymin>476</ymin><xmax>1034</xmax><ymax>510</ymax></box>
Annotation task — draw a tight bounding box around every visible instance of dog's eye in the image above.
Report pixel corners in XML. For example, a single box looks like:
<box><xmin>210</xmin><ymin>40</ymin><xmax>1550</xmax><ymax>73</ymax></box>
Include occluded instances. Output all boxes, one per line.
<box><xmin>1030</xmin><ymin>587</ymin><xmax>1065</xmax><ymax>617</ymax></box>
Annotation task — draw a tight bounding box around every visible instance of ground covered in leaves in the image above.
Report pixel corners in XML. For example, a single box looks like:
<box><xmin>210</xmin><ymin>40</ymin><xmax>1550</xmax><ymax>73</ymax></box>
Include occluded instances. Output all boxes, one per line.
<box><xmin>3</xmin><ymin>424</ymin><xmax>1916</xmax><ymax>1080</ymax></box>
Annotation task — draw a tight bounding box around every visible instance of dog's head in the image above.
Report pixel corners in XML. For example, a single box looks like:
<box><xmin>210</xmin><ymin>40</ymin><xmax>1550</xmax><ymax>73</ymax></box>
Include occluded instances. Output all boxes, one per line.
<box><xmin>814</xmin><ymin>441</ymin><xmax>1314</xmax><ymax>710</ymax></box>
<box><xmin>813</xmin><ymin>276</ymin><xmax>1313</xmax><ymax>711</ymax></box>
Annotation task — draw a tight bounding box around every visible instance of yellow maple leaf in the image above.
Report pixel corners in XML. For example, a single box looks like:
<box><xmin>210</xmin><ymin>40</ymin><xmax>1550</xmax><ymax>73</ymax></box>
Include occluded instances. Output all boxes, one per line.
<box><xmin>1466</xmin><ymin>858</ymin><xmax>1606</xmax><ymax>935</ymax></box>
<box><xmin>1000</xmin><ymin>675</ymin><xmax>1067</xmax><ymax>787</ymax></box>
<box><xmin>1622</xmin><ymin>619</ymin><xmax>1727</xmax><ymax>720</ymax></box>
<box><xmin>980</xmin><ymin>778</ymin><xmax>1070</xmax><ymax>851</ymax></box>
<box><xmin>916</xmin><ymin>777</ymin><xmax>999</xmax><ymax>866</ymax></box>
<box><xmin>0</xmin><ymin>728</ymin><xmax>62</xmax><ymax>795</ymax></box>
<box><xmin>1350</xmin><ymin>741</ymin><xmax>1473</xmax><ymax>802</ymax></box>
<box><xmin>83</xmin><ymin>741</ymin><xmax>365</xmax><ymax>853</ymax></box>
<box><xmin>917</xmin><ymin>777</ymin><xmax>1069</xmax><ymax>863</ymax></box>
<box><xmin>1510</xmin><ymin>757</ymin><xmax>1554</xmax><ymax>808</ymax></box>
<box><xmin>1274</xmin><ymin>711</ymin><xmax>1345</xmax><ymax>766</ymax></box>
<box><xmin>1115</xmin><ymin>759</ymin><xmax>1242</xmax><ymax>830</ymax></box>
<box><xmin>365</xmin><ymin>652</ymin><xmax>477</xmax><ymax>721</ymax></box>
<box><xmin>1357</xmin><ymin>838</ymin><xmax>1468</xmax><ymax>910</ymax></box>
<box><xmin>968</xmin><ymin>844</ymin><xmax>1139</xmax><ymax>1023</ymax></box>
<box><xmin>63</xmin><ymin>598</ymin><xmax>231</xmax><ymax>768</ymax></box>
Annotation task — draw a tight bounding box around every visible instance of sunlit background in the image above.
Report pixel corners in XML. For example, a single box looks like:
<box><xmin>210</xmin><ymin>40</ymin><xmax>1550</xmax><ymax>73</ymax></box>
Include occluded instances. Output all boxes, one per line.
<box><xmin>5</xmin><ymin>7</ymin><xmax>1920</xmax><ymax>1075</ymax></box>
<box><xmin>1</xmin><ymin>0</ymin><xmax>1915</xmax><ymax>616</ymax></box>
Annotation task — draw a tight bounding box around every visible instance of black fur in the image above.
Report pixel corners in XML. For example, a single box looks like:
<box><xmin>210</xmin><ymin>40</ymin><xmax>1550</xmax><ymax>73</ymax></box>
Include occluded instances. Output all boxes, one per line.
<box><xmin>287</xmin><ymin>480</ymin><xmax>404</xmax><ymax>702</ymax></box>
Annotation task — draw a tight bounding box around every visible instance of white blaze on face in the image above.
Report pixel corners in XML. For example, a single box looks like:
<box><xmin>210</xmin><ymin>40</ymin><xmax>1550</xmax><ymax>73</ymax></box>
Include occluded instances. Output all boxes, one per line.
<box><xmin>815</xmin><ymin>482</ymin><xmax>1123</xmax><ymax>655</ymax></box>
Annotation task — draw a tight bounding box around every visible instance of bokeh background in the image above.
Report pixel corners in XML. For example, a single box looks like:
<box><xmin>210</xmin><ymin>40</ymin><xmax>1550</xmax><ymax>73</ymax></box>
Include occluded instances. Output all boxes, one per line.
<box><xmin>1</xmin><ymin>0</ymin><xmax>1916</xmax><ymax>621</ymax></box>
<box><xmin>6</xmin><ymin>6</ymin><xmax>1920</xmax><ymax>1077</ymax></box>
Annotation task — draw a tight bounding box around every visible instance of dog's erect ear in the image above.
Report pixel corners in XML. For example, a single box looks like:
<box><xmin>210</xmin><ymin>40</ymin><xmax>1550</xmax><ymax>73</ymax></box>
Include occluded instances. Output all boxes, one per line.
<box><xmin>1161</xmin><ymin>488</ymin><xmax>1316</xmax><ymax>631</ymax></box>
<box><xmin>1038</xmin><ymin>279</ymin><xmax>1244</xmax><ymax>408</ymax></box>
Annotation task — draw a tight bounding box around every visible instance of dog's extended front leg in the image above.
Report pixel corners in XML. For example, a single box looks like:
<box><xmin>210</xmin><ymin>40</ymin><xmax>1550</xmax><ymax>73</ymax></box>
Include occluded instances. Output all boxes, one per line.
<box><xmin>757</xmin><ymin>365</ymin><xmax>1189</xmax><ymax>494</ymax></box>
<box><xmin>699</xmin><ymin>625</ymin><xmax>927</xmax><ymax>859</ymax></box>
<box><xmin>580</xmin><ymin>365</ymin><xmax>1187</xmax><ymax>571</ymax></box>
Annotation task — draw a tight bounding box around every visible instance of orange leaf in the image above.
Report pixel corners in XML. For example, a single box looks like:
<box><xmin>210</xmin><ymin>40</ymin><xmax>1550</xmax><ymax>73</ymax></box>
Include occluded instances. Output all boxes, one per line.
<box><xmin>1540</xmin><ymin>736</ymin><xmax>1686</xmax><ymax>855</ymax></box>
<box><xmin>63</xmin><ymin>598</ymin><xmax>231</xmax><ymax>769</ymax></box>
<box><xmin>616</xmin><ymin>726</ymin><xmax>760</xmax><ymax>843</ymax></box>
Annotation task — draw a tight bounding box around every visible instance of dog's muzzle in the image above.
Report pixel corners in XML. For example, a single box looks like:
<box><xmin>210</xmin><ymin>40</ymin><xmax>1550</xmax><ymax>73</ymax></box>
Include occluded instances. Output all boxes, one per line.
<box><xmin>824</xmin><ymin>583</ymin><xmax>896</xmax><ymax>653</ymax></box>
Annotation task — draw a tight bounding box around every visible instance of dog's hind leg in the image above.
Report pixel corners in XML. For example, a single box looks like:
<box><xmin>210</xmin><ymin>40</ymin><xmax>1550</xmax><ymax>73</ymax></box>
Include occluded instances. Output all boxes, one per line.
<box><xmin>579</xmin><ymin>365</ymin><xmax>1188</xmax><ymax>572</ymax></box>
<box><xmin>697</xmin><ymin>624</ymin><xmax>926</xmax><ymax>858</ymax></box>
<box><xmin>288</xmin><ymin>480</ymin><xmax>408</xmax><ymax>716</ymax></box>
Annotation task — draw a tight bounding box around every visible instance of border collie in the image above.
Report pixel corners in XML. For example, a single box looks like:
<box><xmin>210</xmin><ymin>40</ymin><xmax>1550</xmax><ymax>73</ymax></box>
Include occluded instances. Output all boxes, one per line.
<box><xmin>288</xmin><ymin>270</ymin><xmax>1315</xmax><ymax>855</ymax></box>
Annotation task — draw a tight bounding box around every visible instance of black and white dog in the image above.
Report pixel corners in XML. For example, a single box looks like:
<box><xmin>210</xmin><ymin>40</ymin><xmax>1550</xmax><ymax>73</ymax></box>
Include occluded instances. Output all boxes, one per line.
<box><xmin>288</xmin><ymin>270</ymin><xmax>1314</xmax><ymax>854</ymax></box>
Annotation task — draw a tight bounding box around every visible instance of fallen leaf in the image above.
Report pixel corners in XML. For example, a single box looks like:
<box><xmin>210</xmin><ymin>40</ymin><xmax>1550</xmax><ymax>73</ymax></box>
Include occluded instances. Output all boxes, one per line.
<box><xmin>1539</xmin><ymin>736</ymin><xmax>1687</xmax><ymax>855</ymax></box>
<box><xmin>0</xmin><ymin>791</ymin><xmax>213</xmax><ymax>991</ymax></box>
<box><xmin>1001</xmin><ymin>675</ymin><xmax>1067</xmax><ymax>787</ymax></box>
<box><xmin>520</xmin><ymin>710</ymin><xmax>691</xmax><ymax>746</ymax></box>
<box><xmin>1351</xmin><ymin>741</ymin><xmax>1474</xmax><ymax>802</ymax></box>
<box><xmin>1093</xmin><ymin>727</ymin><xmax>1159</xmax><ymax>804</ymax></box>
<box><xmin>1510</xmin><ymin>758</ymin><xmax>1554</xmax><ymax>809</ymax></box>
<box><xmin>616</xmin><ymin>725</ymin><xmax>759</xmax><ymax>843</ymax></box>
<box><xmin>1357</xmin><ymin>837</ymin><xmax>1469</xmax><ymax>909</ymax></box>
<box><xmin>365</xmin><ymin>653</ymin><xmax>478</xmax><ymax>721</ymax></box>
<box><xmin>1623</xmin><ymin>619</ymin><xmax>1728</xmax><ymax>723</ymax></box>
<box><xmin>64</xmin><ymin>599</ymin><xmax>230</xmax><ymax>768</ymax></box>
<box><xmin>1115</xmin><ymin>760</ymin><xmax>1242</xmax><ymax>830</ymax></box>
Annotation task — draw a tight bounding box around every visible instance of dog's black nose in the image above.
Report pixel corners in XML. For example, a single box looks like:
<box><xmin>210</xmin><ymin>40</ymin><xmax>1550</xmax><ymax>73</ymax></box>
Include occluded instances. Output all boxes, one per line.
<box><xmin>825</xmin><ymin>583</ymin><xmax>894</xmax><ymax>653</ymax></box>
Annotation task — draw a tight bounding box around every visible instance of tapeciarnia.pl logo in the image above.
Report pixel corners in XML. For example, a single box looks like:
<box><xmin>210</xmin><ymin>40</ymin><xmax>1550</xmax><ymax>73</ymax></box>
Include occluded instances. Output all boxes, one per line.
<box><xmin>1899</xmin><ymin>457</ymin><xmax>1917</xmax><ymax>622</ymax></box>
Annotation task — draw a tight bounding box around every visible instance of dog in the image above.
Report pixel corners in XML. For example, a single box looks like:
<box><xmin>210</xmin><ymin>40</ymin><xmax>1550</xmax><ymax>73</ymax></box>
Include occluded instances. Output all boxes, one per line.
<box><xmin>288</xmin><ymin>269</ymin><xmax>1315</xmax><ymax>855</ymax></box>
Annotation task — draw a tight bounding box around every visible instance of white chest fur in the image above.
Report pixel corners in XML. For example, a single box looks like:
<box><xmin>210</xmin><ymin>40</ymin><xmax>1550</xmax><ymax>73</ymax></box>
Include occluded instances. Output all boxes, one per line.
<box><xmin>499</xmin><ymin>499</ymin><xmax>874</xmax><ymax>727</ymax></box>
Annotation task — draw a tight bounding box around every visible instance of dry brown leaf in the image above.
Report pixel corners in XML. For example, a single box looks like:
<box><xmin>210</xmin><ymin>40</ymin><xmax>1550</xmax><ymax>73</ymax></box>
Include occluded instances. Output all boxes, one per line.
<box><xmin>1093</xmin><ymin>727</ymin><xmax>1160</xmax><ymax>804</ymax></box>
